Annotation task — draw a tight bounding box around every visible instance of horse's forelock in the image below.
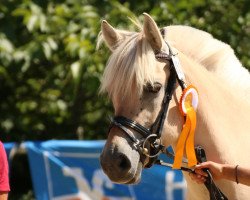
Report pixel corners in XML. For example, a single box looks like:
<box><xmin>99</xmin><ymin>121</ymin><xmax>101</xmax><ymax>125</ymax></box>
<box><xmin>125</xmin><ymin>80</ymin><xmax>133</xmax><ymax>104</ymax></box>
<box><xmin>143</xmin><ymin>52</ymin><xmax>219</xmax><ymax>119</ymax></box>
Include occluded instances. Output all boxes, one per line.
<box><xmin>100</xmin><ymin>31</ymin><xmax>157</xmax><ymax>100</ymax></box>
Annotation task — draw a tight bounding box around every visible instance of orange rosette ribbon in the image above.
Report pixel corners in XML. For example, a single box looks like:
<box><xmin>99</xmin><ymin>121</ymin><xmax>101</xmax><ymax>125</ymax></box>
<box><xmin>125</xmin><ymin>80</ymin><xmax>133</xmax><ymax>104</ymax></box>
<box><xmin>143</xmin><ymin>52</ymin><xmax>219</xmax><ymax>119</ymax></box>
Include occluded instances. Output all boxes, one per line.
<box><xmin>172</xmin><ymin>85</ymin><xmax>199</xmax><ymax>169</ymax></box>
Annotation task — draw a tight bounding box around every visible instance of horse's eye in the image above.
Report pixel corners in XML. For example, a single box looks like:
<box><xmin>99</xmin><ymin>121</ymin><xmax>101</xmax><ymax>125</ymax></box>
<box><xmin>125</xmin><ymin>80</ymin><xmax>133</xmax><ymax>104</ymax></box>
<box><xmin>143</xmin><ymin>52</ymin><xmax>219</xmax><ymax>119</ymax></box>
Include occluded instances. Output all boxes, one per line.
<box><xmin>144</xmin><ymin>82</ymin><xmax>162</xmax><ymax>93</ymax></box>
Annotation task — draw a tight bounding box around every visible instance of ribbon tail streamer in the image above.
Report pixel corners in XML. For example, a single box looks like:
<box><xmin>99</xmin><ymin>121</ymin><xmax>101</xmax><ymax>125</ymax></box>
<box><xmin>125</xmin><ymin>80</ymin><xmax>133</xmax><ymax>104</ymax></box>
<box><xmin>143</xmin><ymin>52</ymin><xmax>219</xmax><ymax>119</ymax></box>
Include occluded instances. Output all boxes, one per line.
<box><xmin>185</xmin><ymin>107</ymin><xmax>197</xmax><ymax>167</ymax></box>
<box><xmin>172</xmin><ymin>116</ymin><xmax>190</xmax><ymax>169</ymax></box>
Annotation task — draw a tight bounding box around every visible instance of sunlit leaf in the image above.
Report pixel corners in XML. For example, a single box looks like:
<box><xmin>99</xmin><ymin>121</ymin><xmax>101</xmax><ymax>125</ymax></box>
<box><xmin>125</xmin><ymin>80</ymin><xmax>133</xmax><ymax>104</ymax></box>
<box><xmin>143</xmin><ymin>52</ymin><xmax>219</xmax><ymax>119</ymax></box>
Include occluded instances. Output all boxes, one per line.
<box><xmin>70</xmin><ymin>61</ymin><xmax>81</xmax><ymax>80</ymax></box>
<box><xmin>27</xmin><ymin>14</ymin><xmax>38</xmax><ymax>31</ymax></box>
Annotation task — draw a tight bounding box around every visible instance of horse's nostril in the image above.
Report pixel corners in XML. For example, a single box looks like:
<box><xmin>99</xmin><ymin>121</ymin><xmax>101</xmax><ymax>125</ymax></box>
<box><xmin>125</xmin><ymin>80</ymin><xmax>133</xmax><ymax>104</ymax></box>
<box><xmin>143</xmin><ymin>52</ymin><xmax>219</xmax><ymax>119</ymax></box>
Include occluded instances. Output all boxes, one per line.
<box><xmin>118</xmin><ymin>154</ymin><xmax>131</xmax><ymax>171</ymax></box>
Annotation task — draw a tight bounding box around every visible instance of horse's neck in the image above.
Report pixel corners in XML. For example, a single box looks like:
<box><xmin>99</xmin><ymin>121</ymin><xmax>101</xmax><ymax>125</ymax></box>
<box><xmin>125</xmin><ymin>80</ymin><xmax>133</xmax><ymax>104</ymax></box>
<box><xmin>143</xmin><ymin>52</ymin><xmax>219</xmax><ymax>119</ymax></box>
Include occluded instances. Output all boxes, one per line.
<box><xmin>166</xmin><ymin>27</ymin><xmax>250</xmax><ymax>200</ymax></box>
<box><xmin>165</xmin><ymin>25</ymin><xmax>250</xmax><ymax>101</ymax></box>
<box><xmin>180</xmin><ymin>53</ymin><xmax>250</xmax><ymax>164</ymax></box>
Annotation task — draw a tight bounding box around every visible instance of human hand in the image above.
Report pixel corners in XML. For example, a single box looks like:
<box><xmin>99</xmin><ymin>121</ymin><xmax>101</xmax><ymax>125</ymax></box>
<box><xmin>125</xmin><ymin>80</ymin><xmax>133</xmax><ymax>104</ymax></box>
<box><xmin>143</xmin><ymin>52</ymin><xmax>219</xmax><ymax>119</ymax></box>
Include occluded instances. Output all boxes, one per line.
<box><xmin>189</xmin><ymin>168</ymin><xmax>208</xmax><ymax>184</ymax></box>
<box><xmin>189</xmin><ymin>161</ymin><xmax>224</xmax><ymax>184</ymax></box>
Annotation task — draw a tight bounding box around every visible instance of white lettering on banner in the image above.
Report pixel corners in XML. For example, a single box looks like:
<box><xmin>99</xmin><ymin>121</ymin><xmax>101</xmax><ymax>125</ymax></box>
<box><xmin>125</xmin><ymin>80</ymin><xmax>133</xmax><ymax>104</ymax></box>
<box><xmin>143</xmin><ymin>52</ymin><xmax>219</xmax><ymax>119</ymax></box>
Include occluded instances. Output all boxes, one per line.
<box><xmin>93</xmin><ymin>170</ymin><xmax>134</xmax><ymax>200</ymax></box>
<box><xmin>165</xmin><ymin>171</ymin><xmax>187</xmax><ymax>200</ymax></box>
<box><xmin>92</xmin><ymin>169</ymin><xmax>113</xmax><ymax>196</ymax></box>
<box><xmin>63</xmin><ymin>167</ymin><xmax>133</xmax><ymax>200</ymax></box>
<box><xmin>63</xmin><ymin>167</ymin><xmax>96</xmax><ymax>200</ymax></box>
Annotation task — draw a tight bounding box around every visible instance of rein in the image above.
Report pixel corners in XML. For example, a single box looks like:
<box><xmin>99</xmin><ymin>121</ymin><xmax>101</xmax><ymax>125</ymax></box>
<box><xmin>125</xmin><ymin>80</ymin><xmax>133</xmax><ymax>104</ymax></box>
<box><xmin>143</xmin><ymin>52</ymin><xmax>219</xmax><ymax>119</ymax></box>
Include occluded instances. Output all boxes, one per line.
<box><xmin>108</xmin><ymin>39</ymin><xmax>228</xmax><ymax>200</ymax></box>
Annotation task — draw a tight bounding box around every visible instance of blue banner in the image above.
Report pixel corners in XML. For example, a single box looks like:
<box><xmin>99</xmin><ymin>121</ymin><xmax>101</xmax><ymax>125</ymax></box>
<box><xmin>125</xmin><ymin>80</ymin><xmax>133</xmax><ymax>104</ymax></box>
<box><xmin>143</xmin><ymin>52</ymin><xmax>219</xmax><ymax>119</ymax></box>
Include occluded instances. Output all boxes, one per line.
<box><xmin>3</xmin><ymin>142</ymin><xmax>16</xmax><ymax>162</ymax></box>
<box><xmin>24</xmin><ymin>140</ymin><xmax>186</xmax><ymax>200</ymax></box>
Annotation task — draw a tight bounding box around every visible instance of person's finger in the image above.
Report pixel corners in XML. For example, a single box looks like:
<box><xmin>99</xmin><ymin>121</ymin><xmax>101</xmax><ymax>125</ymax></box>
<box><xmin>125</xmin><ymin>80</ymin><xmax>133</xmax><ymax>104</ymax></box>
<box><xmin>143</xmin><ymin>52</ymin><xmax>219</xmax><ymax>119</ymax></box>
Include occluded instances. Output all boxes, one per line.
<box><xmin>189</xmin><ymin>172</ymin><xmax>206</xmax><ymax>180</ymax></box>
<box><xmin>196</xmin><ymin>161</ymin><xmax>214</xmax><ymax>169</ymax></box>
<box><xmin>195</xmin><ymin>176</ymin><xmax>206</xmax><ymax>184</ymax></box>
<box><xmin>194</xmin><ymin>168</ymin><xmax>208</xmax><ymax>177</ymax></box>
<box><xmin>189</xmin><ymin>172</ymin><xmax>206</xmax><ymax>184</ymax></box>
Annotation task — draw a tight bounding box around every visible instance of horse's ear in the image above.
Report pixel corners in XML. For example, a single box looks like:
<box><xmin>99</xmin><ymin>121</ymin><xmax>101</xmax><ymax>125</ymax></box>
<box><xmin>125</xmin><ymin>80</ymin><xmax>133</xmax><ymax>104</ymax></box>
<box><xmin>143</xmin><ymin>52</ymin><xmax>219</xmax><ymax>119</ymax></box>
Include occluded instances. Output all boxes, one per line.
<box><xmin>101</xmin><ymin>20</ymin><xmax>123</xmax><ymax>51</ymax></box>
<box><xmin>143</xmin><ymin>13</ymin><xmax>163</xmax><ymax>51</ymax></box>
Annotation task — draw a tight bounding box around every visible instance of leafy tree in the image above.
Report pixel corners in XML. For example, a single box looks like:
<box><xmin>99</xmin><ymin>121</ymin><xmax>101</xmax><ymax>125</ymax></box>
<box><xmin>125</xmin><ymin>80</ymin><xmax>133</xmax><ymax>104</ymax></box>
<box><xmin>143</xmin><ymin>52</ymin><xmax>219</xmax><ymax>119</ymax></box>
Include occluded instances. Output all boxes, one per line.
<box><xmin>0</xmin><ymin>0</ymin><xmax>113</xmax><ymax>141</ymax></box>
<box><xmin>0</xmin><ymin>0</ymin><xmax>249</xmax><ymax>142</ymax></box>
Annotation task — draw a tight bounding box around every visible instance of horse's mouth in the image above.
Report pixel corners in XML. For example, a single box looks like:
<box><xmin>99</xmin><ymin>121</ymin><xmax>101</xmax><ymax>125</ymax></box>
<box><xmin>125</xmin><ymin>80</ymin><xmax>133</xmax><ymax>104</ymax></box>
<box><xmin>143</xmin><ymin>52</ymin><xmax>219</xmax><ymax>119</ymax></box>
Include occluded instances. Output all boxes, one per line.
<box><xmin>124</xmin><ymin>161</ymin><xmax>143</xmax><ymax>184</ymax></box>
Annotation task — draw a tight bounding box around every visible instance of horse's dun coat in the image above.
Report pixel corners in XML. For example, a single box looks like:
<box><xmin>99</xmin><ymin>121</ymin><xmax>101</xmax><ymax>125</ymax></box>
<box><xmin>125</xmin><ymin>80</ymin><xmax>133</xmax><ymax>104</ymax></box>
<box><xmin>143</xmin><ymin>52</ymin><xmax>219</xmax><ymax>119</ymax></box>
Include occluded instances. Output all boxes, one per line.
<box><xmin>99</xmin><ymin>13</ymin><xmax>250</xmax><ymax>199</ymax></box>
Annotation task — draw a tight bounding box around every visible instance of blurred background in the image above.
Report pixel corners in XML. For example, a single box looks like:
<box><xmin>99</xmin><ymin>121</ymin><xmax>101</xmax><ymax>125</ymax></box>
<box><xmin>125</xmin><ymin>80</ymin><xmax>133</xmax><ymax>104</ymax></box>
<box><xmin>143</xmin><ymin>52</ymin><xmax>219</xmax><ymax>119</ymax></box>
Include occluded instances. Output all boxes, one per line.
<box><xmin>0</xmin><ymin>0</ymin><xmax>249</xmax><ymax>199</ymax></box>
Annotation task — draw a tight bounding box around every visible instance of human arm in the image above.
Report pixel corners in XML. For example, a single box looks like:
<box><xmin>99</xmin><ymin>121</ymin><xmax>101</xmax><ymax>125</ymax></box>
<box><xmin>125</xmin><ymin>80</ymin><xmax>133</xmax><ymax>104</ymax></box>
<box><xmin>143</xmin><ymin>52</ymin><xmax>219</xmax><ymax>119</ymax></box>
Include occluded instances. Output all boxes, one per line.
<box><xmin>189</xmin><ymin>161</ymin><xmax>250</xmax><ymax>186</ymax></box>
<box><xmin>0</xmin><ymin>192</ymin><xmax>8</xmax><ymax>200</ymax></box>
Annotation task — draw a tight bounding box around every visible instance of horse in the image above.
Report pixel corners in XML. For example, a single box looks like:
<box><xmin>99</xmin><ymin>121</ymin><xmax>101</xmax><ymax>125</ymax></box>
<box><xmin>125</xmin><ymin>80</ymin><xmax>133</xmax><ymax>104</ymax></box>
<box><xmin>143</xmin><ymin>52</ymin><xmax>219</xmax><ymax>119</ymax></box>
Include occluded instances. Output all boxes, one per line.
<box><xmin>98</xmin><ymin>13</ymin><xmax>250</xmax><ymax>199</ymax></box>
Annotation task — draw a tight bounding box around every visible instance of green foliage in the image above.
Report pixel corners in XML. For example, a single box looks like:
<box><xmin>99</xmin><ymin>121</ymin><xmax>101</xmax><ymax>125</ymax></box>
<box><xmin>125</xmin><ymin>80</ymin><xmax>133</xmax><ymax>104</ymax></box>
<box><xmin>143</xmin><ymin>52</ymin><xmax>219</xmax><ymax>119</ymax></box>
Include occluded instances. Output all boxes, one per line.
<box><xmin>0</xmin><ymin>0</ymin><xmax>249</xmax><ymax>141</ymax></box>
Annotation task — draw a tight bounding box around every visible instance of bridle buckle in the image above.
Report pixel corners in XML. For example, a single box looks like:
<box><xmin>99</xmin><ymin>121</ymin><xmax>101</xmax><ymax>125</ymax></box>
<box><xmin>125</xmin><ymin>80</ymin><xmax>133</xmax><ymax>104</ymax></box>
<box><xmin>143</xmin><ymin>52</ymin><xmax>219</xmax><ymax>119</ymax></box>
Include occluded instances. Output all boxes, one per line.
<box><xmin>141</xmin><ymin>134</ymin><xmax>162</xmax><ymax>158</ymax></box>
